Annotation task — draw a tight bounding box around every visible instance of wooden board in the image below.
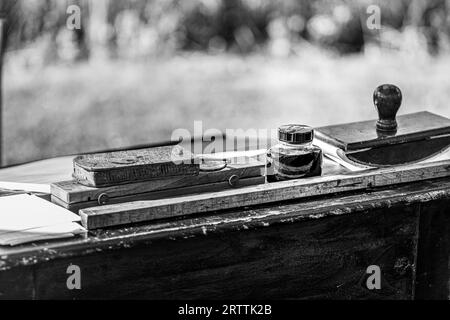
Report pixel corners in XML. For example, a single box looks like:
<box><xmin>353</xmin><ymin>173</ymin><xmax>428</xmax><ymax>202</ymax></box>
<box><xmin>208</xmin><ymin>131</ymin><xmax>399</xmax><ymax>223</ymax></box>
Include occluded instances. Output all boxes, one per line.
<box><xmin>52</xmin><ymin>177</ymin><xmax>265</xmax><ymax>212</ymax></box>
<box><xmin>53</xmin><ymin>160</ymin><xmax>264</xmax><ymax>204</ymax></box>
<box><xmin>56</xmin><ymin>159</ymin><xmax>344</xmax><ymax>213</ymax></box>
<box><xmin>79</xmin><ymin>159</ymin><xmax>450</xmax><ymax>229</ymax></box>
<box><xmin>315</xmin><ymin>111</ymin><xmax>450</xmax><ymax>151</ymax></box>
<box><xmin>51</xmin><ymin>160</ymin><xmax>265</xmax><ymax>211</ymax></box>
<box><xmin>73</xmin><ymin>145</ymin><xmax>199</xmax><ymax>187</ymax></box>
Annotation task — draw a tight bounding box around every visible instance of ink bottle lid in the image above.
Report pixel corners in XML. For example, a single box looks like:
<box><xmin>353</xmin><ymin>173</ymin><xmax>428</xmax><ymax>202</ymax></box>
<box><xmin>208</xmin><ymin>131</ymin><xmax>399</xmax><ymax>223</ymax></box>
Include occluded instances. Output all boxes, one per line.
<box><xmin>278</xmin><ymin>125</ymin><xmax>314</xmax><ymax>145</ymax></box>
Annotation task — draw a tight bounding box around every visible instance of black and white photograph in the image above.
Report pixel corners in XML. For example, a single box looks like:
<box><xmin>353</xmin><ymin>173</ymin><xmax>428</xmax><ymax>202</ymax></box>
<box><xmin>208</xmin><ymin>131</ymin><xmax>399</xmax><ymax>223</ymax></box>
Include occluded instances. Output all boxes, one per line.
<box><xmin>0</xmin><ymin>0</ymin><xmax>449</xmax><ymax>306</ymax></box>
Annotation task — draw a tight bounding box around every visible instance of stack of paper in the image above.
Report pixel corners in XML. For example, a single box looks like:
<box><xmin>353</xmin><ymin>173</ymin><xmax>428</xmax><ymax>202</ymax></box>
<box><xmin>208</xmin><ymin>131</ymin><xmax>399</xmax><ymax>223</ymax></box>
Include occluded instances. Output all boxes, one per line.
<box><xmin>0</xmin><ymin>194</ymin><xmax>86</xmax><ymax>246</ymax></box>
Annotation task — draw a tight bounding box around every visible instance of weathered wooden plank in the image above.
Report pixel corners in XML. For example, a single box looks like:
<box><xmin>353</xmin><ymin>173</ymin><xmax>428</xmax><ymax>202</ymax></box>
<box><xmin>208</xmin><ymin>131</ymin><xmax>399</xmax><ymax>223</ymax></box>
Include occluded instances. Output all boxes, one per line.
<box><xmin>73</xmin><ymin>145</ymin><xmax>199</xmax><ymax>187</ymax></box>
<box><xmin>33</xmin><ymin>204</ymin><xmax>419</xmax><ymax>299</ymax></box>
<box><xmin>52</xmin><ymin>176</ymin><xmax>265</xmax><ymax>212</ymax></box>
<box><xmin>52</xmin><ymin>160</ymin><xmax>265</xmax><ymax>204</ymax></box>
<box><xmin>51</xmin><ymin>158</ymin><xmax>342</xmax><ymax>212</ymax></box>
<box><xmin>79</xmin><ymin>159</ymin><xmax>450</xmax><ymax>229</ymax></box>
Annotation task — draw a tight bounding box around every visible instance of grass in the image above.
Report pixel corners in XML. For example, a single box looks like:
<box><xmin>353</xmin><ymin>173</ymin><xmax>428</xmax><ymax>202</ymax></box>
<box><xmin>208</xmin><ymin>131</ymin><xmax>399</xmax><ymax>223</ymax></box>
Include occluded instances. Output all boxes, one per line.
<box><xmin>3</xmin><ymin>48</ymin><xmax>450</xmax><ymax>166</ymax></box>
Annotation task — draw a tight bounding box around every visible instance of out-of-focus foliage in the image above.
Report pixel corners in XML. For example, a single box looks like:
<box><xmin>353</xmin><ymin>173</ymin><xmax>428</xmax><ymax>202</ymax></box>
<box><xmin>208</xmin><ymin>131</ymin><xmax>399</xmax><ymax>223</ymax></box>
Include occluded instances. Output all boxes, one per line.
<box><xmin>1</xmin><ymin>0</ymin><xmax>449</xmax><ymax>64</ymax></box>
<box><xmin>2</xmin><ymin>1</ymin><xmax>450</xmax><ymax>166</ymax></box>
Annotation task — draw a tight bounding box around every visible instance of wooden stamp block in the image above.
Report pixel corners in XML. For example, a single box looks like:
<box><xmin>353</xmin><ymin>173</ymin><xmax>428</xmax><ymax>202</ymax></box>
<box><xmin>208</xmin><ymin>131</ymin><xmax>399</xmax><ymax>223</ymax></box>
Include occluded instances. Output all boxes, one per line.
<box><xmin>316</xmin><ymin>111</ymin><xmax>450</xmax><ymax>152</ymax></box>
<box><xmin>315</xmin><ymin>85</ymin><xmax>450</xmax><ymax>167</ymax></box>
<box><xmin>73</xmin><ymin>145</ymin><xmax>199</xmax><ymax>187</ymax></box>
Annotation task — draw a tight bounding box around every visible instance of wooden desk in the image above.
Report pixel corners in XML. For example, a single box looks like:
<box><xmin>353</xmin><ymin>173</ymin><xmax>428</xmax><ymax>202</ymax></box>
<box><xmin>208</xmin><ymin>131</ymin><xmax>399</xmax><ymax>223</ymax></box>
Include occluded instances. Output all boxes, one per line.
<box><xmin>0</xmin><ymin>156</ymin><xmax>449</xmax><ymax>299</ymax></box>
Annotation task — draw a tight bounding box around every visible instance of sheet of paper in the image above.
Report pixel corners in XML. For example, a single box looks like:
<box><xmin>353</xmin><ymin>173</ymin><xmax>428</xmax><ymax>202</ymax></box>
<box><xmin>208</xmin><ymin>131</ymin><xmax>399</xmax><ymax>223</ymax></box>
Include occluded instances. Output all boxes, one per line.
<box><xmin>0</xmin><ymin>181</ymin><xmax>50</xmax><ymax>194</ymax></box>
<box><xmin>0</xmin><ymin>194</ymin><xmax>81</xmax><ymax>235</ymax></box>
<box><xmin>0</xmin><ymin>222</ymin><xmax>86</xmax><ymax>246</ymax></box>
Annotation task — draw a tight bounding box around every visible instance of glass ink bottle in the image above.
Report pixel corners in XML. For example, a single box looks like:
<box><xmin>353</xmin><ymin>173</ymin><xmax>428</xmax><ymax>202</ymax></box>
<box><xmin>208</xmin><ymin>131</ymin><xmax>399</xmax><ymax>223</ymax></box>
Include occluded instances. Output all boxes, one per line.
<box><xmin>266</xmin><ymin>125</ymin><xmax>323</xmax><ymax>182</ymax></box>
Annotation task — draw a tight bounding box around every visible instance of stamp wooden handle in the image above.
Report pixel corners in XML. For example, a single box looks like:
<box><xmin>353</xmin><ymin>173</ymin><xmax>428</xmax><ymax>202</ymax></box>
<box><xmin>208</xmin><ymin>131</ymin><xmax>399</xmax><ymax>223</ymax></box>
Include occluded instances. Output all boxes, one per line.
<box><xmin>373</xmin><ymin>84</ymin><xmax>402</xmax><ymax>132</ymax></box>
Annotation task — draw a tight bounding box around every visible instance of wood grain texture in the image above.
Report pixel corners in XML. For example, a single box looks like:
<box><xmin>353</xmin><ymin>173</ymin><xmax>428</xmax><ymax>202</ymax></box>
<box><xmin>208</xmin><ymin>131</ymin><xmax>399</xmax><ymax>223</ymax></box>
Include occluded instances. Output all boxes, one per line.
<box><xmin>415</xmin><ymin>198</ymin><xmax>450</xmax><ymax>299</ymax></box>
<box><xmin>79</xmin><ymin>159</ymin><xmax>450</xmax><ymax>229</ymax></box>
<box><xmin>315</xmin><ymin>111</ymin><xmax>450</xmax><ymax>151</ymax></box>
<box><xmin>73</xmin><ymin>145</ymin><xmax>199</xmax><ymax>187</ymax></box>
<box><xmin>51</xmin><ymin>157</ymin><xmax>343</xmax><ymax>212</ymax></box>
<box><xmin>52</xmin><ymin>176</ymin><xmax>265</xmax><ymax>212</ymax></box>
<box><xmin>2</xmin><ymin>178</ymin><xmax>448</xmax><ymax>272</ymax></box>
<box><xmin>33</xmin><ymin>205</ymin><xmax>419</xmax><ymax>299</ymax></box>
<box><xmin>0</xmin><ymin>178</ymin><xmax>449</xmax><ymax>299</ymax></box>
<box><xmin>52</xmin><ymin>160</ymin><xmax>265</xmax><ymax>204</ymax></box>
<box><xmin>0</xmin><ymin>266</ymin><xmax>34</xmax><ymax>299</ymax></box>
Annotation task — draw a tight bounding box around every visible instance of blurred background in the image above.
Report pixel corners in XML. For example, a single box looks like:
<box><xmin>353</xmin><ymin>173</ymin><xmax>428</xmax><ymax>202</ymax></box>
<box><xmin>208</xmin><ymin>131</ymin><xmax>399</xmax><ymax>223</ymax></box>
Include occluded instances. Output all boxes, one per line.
<box><xmin>0</xmin><ymin>0</ymin><xmax>449</xmax><ymax>166</ymax></box>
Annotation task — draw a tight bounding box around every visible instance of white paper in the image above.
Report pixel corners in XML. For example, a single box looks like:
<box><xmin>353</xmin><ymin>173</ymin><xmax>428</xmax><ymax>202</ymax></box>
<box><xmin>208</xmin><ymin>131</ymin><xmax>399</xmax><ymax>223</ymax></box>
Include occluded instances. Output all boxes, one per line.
<box><xmin>0</xmin><ymin>194</ymin><xmax>81</xmax><ymax>235</ymax></box>
<box><xmin>0</xmin><ymin>181</ymin><xmax>50</xmax><ymax>194</ymax></box>
<box><xmin>0</xmin><ymin>222</ymin><xmax>86</xmax><ymax>246</ymax></box>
